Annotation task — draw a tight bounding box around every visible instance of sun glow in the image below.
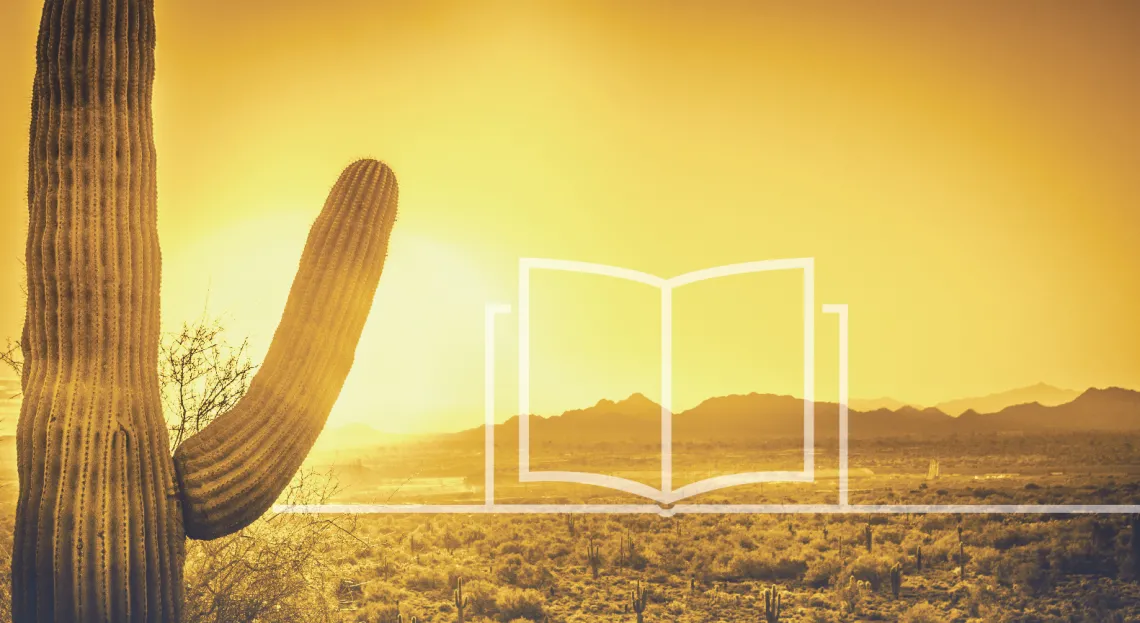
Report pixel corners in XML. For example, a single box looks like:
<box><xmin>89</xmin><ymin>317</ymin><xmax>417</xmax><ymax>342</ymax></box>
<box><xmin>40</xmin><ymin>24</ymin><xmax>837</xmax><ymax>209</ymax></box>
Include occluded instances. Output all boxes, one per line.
<box><xmin>1</xmin><ymin>1</ymin><xmax>1138</xmax><ymax>435</ymax></box>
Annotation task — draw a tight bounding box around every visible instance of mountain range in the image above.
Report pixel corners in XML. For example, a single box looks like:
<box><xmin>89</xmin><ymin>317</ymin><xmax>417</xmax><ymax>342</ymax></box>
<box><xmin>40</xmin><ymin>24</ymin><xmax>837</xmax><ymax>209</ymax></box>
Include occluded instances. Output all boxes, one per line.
<box><xmin>0</xmin><ymin>376</ymin><xmax>1136</xmax><ymax>445</ymax></box>
<box><xmin>432</xmin><ymin>385</ymin><xmax>1140</xmax><ymax>446</ymax></box>
<box><xmin>847</xmin><ymin>383</ymin><xmax>1080</xmax><ymax>416</ymax></box>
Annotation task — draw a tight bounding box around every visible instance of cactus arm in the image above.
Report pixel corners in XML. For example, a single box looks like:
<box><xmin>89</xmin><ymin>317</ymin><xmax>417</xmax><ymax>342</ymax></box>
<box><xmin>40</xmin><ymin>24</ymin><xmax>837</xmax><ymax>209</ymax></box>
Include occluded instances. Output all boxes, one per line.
<box><xmin>172</xmin><ymin>159</ymin><xmax>398</xmax><ymax>539</ymax></box>
<box><xmin>16</xmin><ymin>1</ymin><xmax>184</xmax><ymax>621</ymax></box>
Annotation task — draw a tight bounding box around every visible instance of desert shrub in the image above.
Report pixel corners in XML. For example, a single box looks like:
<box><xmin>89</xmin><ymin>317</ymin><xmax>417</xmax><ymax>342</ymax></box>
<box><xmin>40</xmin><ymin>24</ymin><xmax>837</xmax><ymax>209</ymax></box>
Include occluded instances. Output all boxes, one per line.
<box><xmin>494</xmin><ymin>554</ymin><xmax>549</xmax><ymax>589</ymax></box>
<box><xmin>461</xmin><ymin>526</ymin><xmax>487</xmax><ymax>545</ymax></box>
<box><xmin>181</xmin><ymin>468</ymin><xmax>357</xmax><ymax>623</ymax></box>
<box><xmin>919</xmin><ymin>514</ymin><xmax>959</xmax><ymax>533</ymax></box>
<box><xmin>968</xmin><ymin>546</ymin><xmax>1004</xmax><ymax>577</ymax></box>
<box><xmin>442</xmin><ymin>531</ymin><xmax>462</xmax><ymax>552</ymax></box>
<box><xmin>514</xmin><ymin>561</ymin><xmax>553</xmax><ymax>589</ymax></box>
<box><xmin>1012</xmin><ymin>561</ymin><xmax>1054</xmax><ymax>597</ymax></box>
<box><xmin>496</xmin><ymin>553</ymin><xmax>526</xmax><ymax>585</ymax></box>
<box><xmin>983</xmin><ymin>523</ymin><xmax>1044</xmax><ymax>550</ymax></box>
<box><xmin>464</xmin><ymin>579</ymin><xmax>500</xmax><ymax>617</ymax></box>
<box><xmin>1047</xmin><ymin>540</ymin><xmax>1118</xmax><ymax>577</ymax></box>
<box><xmin>543</xmin><ymin>541</ymin><xmax>572</xmax><ymax>560</ymax></box>
<box><xmin>727</xmin><ymin>550</ymin><xmax>807</xmax><ymax>581</ymax></box>
<box><xmin>965</xmin><ymin>582</ymin><xmax>998</xmax><ymax>619</ymax></box>
<box><xmin>496</xmin><ymin>587</ymin><xmax>546</xmax><ymax>621</ymax></box>
<box><xmin>842</xmin><ymin>554</ymin><xmax>893</xmax><ymax>591</ymax></box>
<box><xmin>807</xmin><ymin>592</ymin><xmax>832</xmax><ymax>608</ymax></box>
<box><xmin>362</xmin><ymin>580</ymin><xmax>402</xmax><ymax>604</ymax></box>
<box><xmin>351</xmin><ymin>601</ymin><xmax>400</xmax><ymax>623</ymax></box>
<box><xmin>900</xmin><ymin>602</ymin><xmax>949</xmax><ymax>623</ymax></box>
<box><xmin>804</xmin><ymin>555</ymin><xmax>843</xmax><ymax>588</ymax></box>
<box><xmin>405</xmin><ymin>566</ymin><xmax>449</xmax><ymax>593</ymax></box>
<box><xmin>808</xmin><ymin>609</ymin><xmax>842</xmax><ymax>623</ymax></box>
<box><xmin>925</xmin><ymin>532</ymin><xmax>961</xmax><ymax>566</ymax></box>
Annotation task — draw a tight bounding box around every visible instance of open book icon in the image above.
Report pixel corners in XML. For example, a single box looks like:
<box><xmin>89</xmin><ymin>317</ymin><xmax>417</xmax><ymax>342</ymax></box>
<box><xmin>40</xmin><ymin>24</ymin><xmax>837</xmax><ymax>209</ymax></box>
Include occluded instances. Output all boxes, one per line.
<box><xmin>279</xmin><ymin>257</ymin><xmax>1140</xmax><ymax>516</ymax></box>
<box><xmin>514</xmin><ymin>258</ymin><xmax>822</xmax><ymax>505</ymax></box>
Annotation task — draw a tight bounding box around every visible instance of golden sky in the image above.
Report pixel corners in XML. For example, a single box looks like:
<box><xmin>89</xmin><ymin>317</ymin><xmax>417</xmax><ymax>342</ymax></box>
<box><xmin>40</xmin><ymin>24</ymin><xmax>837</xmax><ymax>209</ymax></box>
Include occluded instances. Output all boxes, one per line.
<box><xmin>0</xmin><ymin>1</ymin><xmax>1138</xmax><ymax>434</ymax></box>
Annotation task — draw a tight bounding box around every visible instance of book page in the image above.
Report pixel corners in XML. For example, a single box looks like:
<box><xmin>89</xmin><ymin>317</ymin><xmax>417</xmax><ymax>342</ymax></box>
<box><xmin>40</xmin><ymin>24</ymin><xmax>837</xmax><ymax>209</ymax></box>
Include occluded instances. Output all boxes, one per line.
<box><xmin>671</xmin><ymin>267</ymin><xmax>834</xmax><ymax>504</ymax></box>
<box><xmin>516</xmin><ymin>267</ymin><xmax>665</xmax><ymax>503</ymax></box>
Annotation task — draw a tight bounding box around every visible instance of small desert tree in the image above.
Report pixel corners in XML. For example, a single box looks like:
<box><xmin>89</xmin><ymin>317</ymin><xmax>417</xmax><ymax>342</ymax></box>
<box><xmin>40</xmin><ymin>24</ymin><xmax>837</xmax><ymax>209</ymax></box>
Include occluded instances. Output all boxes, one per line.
<box><xmin>160</xmin><ymin>317</ymin><xmax>256</xmax><ymax>450</ymax></box>
<box><xmin>161</xmin><ymin>316</ymin><xmax>363</xmax><ymax>623</ymax></box>
<box><xmin>3</xmin><ymin>316</ymin><xmax>364</xmax><ymax>623</ymax></box>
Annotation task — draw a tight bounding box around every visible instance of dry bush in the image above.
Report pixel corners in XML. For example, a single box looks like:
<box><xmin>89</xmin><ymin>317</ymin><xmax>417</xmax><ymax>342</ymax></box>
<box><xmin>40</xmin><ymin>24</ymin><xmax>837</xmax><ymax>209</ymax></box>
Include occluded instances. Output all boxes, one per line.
<box><xmin>155</xmin><ymin>316</ymin><xmax>366</xmax><ymax>622</ymax></box>
<box><xmin>803</xmin><ymin>554</ymin><xmax>843</xmax><ymax>588</ymax></box>
<box><xmin>842</xmin><ymin>553</ymin><xmax>894</xmax><ymax>591</ymax></box>
<box><xmin>495</xmin><ymin>587</ymin><xmax>546</xmax><ymax>621</ymax></box>
<box><xmin>464</xmin><ymin>579</ymin><xmax>500</xmax><ymax>617</ymax></box>
<box><xmin>182</xmin><ymin>468</ymin><xmax>355</xmax><ymax>623</ymax></box>
<box><xmin>900</xmin><ymin>602</ymin><xmax>951</xmax><ymax>623</ymax></box>
<box><xmin>159</xmin><ymin>317</ymin><xmax>254</xmax><ymax>451</ymax></box>
<box><xmin>405</xmin><ymin>566</ymin><xmax>449</xmax><ymax>594</ymax></box>
<box><xmin>727</xmin><ymin>549</ymin><xmax>807</xmax><ymax>582</ymax></box>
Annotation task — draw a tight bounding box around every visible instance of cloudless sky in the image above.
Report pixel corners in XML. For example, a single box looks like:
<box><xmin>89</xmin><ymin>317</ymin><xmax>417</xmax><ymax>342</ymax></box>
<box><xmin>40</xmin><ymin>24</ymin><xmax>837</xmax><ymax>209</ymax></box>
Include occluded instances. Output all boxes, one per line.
<box><xmin>0</xmin><ymin>1</ymin><xmax>1137</xmax><ymax>434</ymax></box>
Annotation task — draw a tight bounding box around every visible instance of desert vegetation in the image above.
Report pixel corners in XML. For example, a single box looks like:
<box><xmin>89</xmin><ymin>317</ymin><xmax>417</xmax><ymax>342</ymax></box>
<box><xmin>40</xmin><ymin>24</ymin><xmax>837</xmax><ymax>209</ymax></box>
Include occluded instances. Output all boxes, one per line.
<box><xmin>244</xmin><ymin>508</ymin><xmax>1140</xmax><ymax>622</ymax></box>
<box><xmin>8</xmin><ymin>315</ymin><xmax>1140</xmax><ymax>621</ymax></box>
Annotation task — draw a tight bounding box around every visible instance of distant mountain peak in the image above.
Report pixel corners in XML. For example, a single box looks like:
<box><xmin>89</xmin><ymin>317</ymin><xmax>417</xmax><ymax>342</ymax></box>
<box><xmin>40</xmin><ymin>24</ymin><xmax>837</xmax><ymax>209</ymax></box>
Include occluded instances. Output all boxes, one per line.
<box><xmin>935</xmin><ymin>383</ymin><xmax>1080</xmax><ymax>416</ymax></box>
<box><xmin>1075</xmin><ymin>386</ymin><xmax>1140</xmax><ymax>403</ymax></box>
<box><xmin>848</xmin><ymin>396</ymin><xmax>919</xmax><ymax>412</ymax></box>
<box><xmin>624</xmin><ymin>392</ymin><xmax>658</xmax><ymax>406</ymax></box>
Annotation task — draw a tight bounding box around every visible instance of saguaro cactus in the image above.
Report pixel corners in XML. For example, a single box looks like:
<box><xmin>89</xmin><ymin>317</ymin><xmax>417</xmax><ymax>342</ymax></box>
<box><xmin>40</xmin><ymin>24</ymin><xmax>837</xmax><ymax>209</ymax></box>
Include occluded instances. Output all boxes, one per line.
<box><xmin>761</xmin><ymin>584</ymin><xmax>782</xmax><ymax>623</ymax></box>
<box><xmin>454</xmin><ymin>577</ymin><xmax>470</xmax><ymax>623</ymax></box>
<box><xmin>631</xmin><ymin>582</ymin><xmax>649</xmax><ymax>623</ymax></box>
<box><xmin>586</xmin><ymin>540</ymin><xmax>603</xmax><ymax>579</ymax></box>
<box><xmin>889</xmin><ymin>562</ymin><xmax>903</xmax><ymax>599</ymax></box>
<box><xmin>14</xmin><ymin>1</ymin><xmax>399</xmax><ymax>621</ymax></box>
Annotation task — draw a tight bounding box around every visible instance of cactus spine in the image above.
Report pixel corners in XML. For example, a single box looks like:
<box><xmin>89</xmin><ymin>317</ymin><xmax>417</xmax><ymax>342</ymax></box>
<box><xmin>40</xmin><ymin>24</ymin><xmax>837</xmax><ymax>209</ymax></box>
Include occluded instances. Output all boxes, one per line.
<box><xmin>454</xmin><ymin>577</ymin><xmax>469</xmax><ymax>623</ymax></box>
<box><xmin>631</xmin><ymin>581</ymin><xmax>648</xmax><ymax>623</ymax></box>
<box><xmin>13</xmin><ymin>1</ymin><xmax>399</xmax><ymax>620</ymax></box>
<box><xmin>761</xmin><ymin>584</ymin><xmax>782</xmax><ymax>623</ymax></box>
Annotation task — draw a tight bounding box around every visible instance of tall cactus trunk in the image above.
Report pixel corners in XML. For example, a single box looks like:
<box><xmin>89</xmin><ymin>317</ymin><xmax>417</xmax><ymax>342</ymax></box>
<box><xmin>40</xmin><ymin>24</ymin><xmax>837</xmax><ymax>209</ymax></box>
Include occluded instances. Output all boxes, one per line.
<box><xmin>14</xmin><ymin>1</ymin><xmax>399</xmax><ymax>621</ymax></box>
<box><xmin>16</xmin><ymin>1</ymin><xmax>181</xmax><ymax>620</ymax></box>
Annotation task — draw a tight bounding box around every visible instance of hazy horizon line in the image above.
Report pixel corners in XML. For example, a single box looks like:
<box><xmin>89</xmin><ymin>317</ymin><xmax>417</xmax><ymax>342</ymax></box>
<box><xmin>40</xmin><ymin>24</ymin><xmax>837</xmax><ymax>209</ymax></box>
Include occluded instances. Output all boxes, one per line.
<box><xmin>314</xmin><ymin>382</ymin><xmax>1137</xmax><ymax>437</ymax></box>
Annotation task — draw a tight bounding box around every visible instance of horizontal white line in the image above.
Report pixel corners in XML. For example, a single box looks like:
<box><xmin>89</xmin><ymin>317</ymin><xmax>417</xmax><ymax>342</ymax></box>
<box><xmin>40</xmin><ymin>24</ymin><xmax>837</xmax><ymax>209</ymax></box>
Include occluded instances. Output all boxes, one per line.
<box><xmin>273</xmin><ymin>504</ymin><xmax>663</xmax><ymax>514</ymax></box>
<box><xmin>273</xmin><ymin>503</ymin><xmax>1140</xmax><ymax>516</ymax></box>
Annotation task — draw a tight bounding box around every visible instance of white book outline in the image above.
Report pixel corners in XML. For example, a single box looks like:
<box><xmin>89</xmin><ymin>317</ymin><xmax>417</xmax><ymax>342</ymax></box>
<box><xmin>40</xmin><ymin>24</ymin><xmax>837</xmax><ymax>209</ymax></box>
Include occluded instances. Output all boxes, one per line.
<box><xmin>517</xmin><ymin>258</ymin><xmax>816</xmax><ymax>505</ymax></box>
<box><xmin>277</xmin><ymin>263</ymin><xmax>1140</xmax><ymax>515</ymax></box>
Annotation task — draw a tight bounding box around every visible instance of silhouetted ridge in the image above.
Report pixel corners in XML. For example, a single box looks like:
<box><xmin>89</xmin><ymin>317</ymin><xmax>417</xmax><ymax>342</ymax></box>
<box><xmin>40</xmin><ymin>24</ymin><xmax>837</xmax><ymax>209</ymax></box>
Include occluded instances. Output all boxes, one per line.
<box><xmin>443</xmin><ymin>385</ymin><xmax>1140</xmax><ymax>445</ymax></box>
